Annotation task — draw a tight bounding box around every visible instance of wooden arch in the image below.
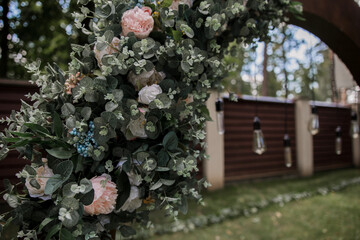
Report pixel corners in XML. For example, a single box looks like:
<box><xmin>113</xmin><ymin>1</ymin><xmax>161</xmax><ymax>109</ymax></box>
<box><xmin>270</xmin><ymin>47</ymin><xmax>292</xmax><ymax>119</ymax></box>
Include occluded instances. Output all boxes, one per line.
<box><xmin>289</xmin><ymin>0</ymin><xmax>360</xmax><ymax>85</ymax></box>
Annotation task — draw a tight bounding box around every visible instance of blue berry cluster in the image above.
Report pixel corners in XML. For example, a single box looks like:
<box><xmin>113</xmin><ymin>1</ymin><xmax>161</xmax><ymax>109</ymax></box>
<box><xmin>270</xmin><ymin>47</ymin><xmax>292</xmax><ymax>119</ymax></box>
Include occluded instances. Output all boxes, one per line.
<box><xmin>69</xmin><ymin>121</ymin><xmax>98</xmax><ymax>158</ymax></box>
<box><xmin>129</xmin><ymin>0</ymin><xmax>157</xmax><ymax>8</ymax></box>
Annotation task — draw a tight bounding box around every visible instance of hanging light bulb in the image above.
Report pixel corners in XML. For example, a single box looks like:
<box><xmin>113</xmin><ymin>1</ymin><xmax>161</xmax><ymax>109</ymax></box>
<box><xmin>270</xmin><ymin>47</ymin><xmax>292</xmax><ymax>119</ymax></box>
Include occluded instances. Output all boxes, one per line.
<box><xmin>349</xmin><ymin>111</ymin><xmax>359</xmax><ymax>139</ymax></box>
<box><xmin>335</xmin><ymin>126</ymin><xmax>342</xmax><ymax>155</ymax></box>
<box><xmin>215</xmin><ymin>98</ymin><xmax>225</xmax><ymax>135</ymax></box>
<box><xmin>253</xmin><ymin>117</ymin><xmax>266</xmax><ymax>155</ymax></box>
<box><xmin>283</xmin><ymin>134</ymin><xmax>292</xmax><ymax>168</ymax></box>
<box><xmin>308</xmin><ymin>105</ymin><xmax>319</xmax><ymax>135</ymax></box>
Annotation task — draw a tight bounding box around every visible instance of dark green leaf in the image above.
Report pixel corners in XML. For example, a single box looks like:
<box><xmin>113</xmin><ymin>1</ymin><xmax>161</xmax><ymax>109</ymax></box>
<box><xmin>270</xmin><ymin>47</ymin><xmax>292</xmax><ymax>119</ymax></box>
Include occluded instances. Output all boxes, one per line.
<box><xmin>80</xmin><ymin>189</ymin><xmax>94</xmax><ymax>206</ymax></box>
<box><xmin>46</xmin><ymin>148</ymin><xmax>73</xmax><ymax>159</ymax></box>
<box><xmin>8</xmin><ymin>139</ymin><xmax>30</xmax><ymax>148</ymax></box>
<box><xmin>45</xmin><ymin>223</ymin><xmax>61</xmax><ymax>240</ymax></box>
<box><xmin>2</xmin><ymin>137</ymin><xmax>20</xmax><ymax>143</ymax></box>
<box><xmin>53</xmin><ymin>112</ymin><xmax>63</xmax><ymax>138</ymax></box>
<box><xmin>60</xmin><ymin>228</ymin><xmax>75</xmax><ymax>240</ymax></box>
<box><xmin>39</xmin><ymin>218</ymin><xmax>55</xmax><ymax>232</ymax></box>
<box><xmin>116</xmin><ymin>171</ymin><xmax>130</xmax><ymax>209</ymax></box>
<box><xmin>9</xmin><ymin>131</ymin><xmax>34</xmax><ymax>138</ymax></box>
<box><xmin>157</xmin><ymin>149</ymin><xmax>170</xmax><ymax>167</ymax></box>
<box><xmin>24</xmin><ymin>123</ymin><xmax>51</xmax><ymax>135</ymax></box>
<box><xmin>162</xmin><ymin>131</ymin><xmax>178</xmax><ymax>151</ymax></box>
<box><xmin>119</xmin><ymin>225</ymin><xmax>136</xmax><ymax>237</ymax></box>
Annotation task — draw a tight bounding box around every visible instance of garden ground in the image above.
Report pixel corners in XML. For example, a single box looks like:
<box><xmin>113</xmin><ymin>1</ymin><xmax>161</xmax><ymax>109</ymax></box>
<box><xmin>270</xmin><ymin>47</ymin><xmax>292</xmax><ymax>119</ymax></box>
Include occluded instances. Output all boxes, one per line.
<box><xmin>139</xmin><ymin>168</ymin><xmax>360</xmax><ymax>240</ymax></box>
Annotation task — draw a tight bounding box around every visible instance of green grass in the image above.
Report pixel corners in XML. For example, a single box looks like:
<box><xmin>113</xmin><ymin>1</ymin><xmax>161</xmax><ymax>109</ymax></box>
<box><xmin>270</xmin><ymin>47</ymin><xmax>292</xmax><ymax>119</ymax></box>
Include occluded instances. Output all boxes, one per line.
<box><xmin>146</xmin><ymin>168</ymin><xmax>360</xmax><ymax>240</ymax></box>
<box><xmin>152</xmin><ymin>184</ymin><xmax>360</xmax><ymax>240</ymax></box>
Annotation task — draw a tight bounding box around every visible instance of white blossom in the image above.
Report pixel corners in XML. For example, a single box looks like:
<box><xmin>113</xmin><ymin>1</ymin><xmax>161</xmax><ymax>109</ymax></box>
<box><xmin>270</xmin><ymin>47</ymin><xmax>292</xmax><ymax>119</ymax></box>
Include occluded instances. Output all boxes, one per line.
<box><xmin>138</xmin><ymin>84</ymin><xmax>162</xmax><ymax>105</ymax></box>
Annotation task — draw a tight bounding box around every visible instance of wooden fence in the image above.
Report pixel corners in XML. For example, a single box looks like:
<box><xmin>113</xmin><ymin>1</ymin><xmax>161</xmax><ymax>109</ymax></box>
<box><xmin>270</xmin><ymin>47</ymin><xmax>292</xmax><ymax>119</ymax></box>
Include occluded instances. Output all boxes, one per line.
<box><xmin>223</xmin><ymin>96</ymin><xmax>353</xmax><ymax>183</ymax></box>
<box><xmin>313</xmin><ymin>104</ymin><xmax>353</xmax><ymax>171</ymax></box>
<box><xmin>224</xmin><ymin>97</ymin><xmax>297</xmax><ymax>182</ymax></box>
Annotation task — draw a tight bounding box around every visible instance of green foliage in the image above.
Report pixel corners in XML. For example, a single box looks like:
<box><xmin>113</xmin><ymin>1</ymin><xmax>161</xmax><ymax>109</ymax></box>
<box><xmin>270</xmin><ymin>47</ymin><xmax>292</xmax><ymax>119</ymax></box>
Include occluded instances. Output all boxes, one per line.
<box><xmin>0</xmin><ymin>0</ymin><xmax>301</xmax><ymax>239</ymax></box>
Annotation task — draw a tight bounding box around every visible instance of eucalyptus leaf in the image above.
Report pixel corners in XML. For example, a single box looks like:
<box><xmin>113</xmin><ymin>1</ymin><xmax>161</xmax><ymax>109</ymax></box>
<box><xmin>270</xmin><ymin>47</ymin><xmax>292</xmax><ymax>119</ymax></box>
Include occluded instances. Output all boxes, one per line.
<box><xmin>150</xmin><ymin>180</ymin><xmax>162</xmax><ymax>191</ymax></box>
<box><xmin>61</xmin><ymin>103</ymin><xmax>76</xmax><ymax>117</ymax></box>
<box><xmin>61</xmin><ymin>197</ymin><xmax>80</xmax><ymax>210</ymax></box>
<box><xmin>44</xmin><ymin>174</ymin><xmax>63</xmax><ymax>195</ymax></box>
<box><xmin>55</xmin><ymin>160</ymin><xmax>74</xmax><ymax>180</ymax></box>
<box><xmin>81</xmin><ymin>107</ymin><xmax>92</xmax><ymax>120</ymax></box>
<box><xmin>162</xmin><ymin>131</ymin><xmax>178</xmax><ymax>151</ymax></box>
<box><xmin>46</xmin><ymin>148</ymin><xmax>73</xmax><ymax>159</ymax></box>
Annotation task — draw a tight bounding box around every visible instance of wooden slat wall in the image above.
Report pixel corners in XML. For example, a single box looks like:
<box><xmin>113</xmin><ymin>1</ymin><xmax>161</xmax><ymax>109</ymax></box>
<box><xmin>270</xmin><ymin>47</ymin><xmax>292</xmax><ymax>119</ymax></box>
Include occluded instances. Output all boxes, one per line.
<box><xmin>0</xmin><ymin>80</ymin><xmax>37</xmax><ymax>210</ymax></box>
<box><xmin>0</xmin><ymin>81</ymin><xmax>38</xmax><ymax>181</ymax></box>
<box><xmin>224</xmin><ymin>97</ymin><xmax>297</xmax><ymax>182</ymax></box>
<box><xmin>313</xmin><ymin>105</ymin><xmax>353</xmax><ymax>171</ymax></box>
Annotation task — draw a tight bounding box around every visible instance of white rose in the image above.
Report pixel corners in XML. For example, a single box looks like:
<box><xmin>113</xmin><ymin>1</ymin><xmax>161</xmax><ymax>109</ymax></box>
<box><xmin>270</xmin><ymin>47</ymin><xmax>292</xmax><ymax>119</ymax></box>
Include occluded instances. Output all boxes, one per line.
<box><xmin>127</xmin><ymin>108</ymin><xmax>148</xmax><ymax>139</ymax></box>
<box><xmin>119</xmin><ymin>186</ymin><xmax>142</xmax><ymax>212</ymax></box>
<box><xmin>128</xmin><ymin>68</ymin><xmax>166</xmax><ymax>91</ymax></box>
<box><xmin>94</xmin><ymin>37</ymin><xmax>121</xmax><ymax>67</ymax></box>
<box><xmin>138</xmin><ymin>84</ymin><xmax>162</xmax><ymax>105</ymax></box>
<box><xmin>25</xmin><ymin>161</ymin><xmax>54</xmax><ymax>201</ymax></box>
<box><xmin>169</xmin><ymin>0</ymin><xmax>193</xmax><ymax>10</ymax></box>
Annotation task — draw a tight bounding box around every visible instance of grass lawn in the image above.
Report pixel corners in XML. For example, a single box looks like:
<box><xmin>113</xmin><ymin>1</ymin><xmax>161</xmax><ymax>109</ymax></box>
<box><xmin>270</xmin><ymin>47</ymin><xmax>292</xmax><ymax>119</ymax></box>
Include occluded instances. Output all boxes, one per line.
<box><xmin>144</xmin><ymin>168</ymin><xmax>360</xmax><ymax>240</ymax></box>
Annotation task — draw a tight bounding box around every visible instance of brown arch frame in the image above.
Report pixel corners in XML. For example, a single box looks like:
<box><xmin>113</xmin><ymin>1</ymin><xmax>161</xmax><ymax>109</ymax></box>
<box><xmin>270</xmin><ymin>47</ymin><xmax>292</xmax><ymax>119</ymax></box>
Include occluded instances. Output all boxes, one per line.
<box><xmin>289</xmin><ymin>0</ymin><xmax>360</xmax><ymax>85</ymax></box>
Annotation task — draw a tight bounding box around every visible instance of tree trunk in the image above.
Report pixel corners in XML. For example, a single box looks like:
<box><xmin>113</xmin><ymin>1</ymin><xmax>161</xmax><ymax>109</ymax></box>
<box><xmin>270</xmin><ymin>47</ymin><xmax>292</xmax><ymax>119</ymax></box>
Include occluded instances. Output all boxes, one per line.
<box><xmin>329</xmin><ymin>50</ymin><xmax>337</xmax><ymax>102</ymax></box>
<box><xmin>0</xmin><ymin>0</ymin><xmax>10</xmax><ymax>78</ymax></box>
<box><xmin>261</xmin><ymin>42</ymin><xmax>269</xmax><ymax>96</ymax></box>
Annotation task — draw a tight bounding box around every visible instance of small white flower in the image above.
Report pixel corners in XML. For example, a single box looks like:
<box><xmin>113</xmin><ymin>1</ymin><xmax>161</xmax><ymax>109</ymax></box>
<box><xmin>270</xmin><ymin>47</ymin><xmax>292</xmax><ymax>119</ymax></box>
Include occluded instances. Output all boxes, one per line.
<box><xmin>138</xmin><ymin>84</ymin><xmax>162</xmax><ymax>105</ymax></box>
<box><xmin>3</xmin><ymin>193</ymin><xmax>20</xmax><ymax>208</ymax></box>
<box><xmin>70</xmin><ymin>184</ymin><xmax>86</xmax><ymax>194</ymax></box>
<box><xmin>58</xmin><ymin>207</ymin><xmax>72</xmax><ymax>222</ymax></box>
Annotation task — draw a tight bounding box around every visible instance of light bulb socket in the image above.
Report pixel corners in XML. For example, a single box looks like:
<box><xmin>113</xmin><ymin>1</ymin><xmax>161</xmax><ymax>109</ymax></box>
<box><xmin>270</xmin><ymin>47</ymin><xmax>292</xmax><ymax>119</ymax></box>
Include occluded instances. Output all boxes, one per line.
<box><xmin>215</xmin><ymin>98</ymin><xmax>224</xmax><ymax>112</ymax></box>
<box><xmin>351</xmin><ymin>111</ymin><xmax>358</xmax><ymax>121</ymax></box>
<box><xmin>253</xmin><ymin>116</ymin><xmax>261</xmax><ymax>130</ymax></box>
<box><xmin>335</xmin><ymin>126</ymin><xmax>342</xmax><ymax>137</ymax></box>
<box><xmin>311</xmin><ymin>105</ymin><xmax>318</xmax><ymax>114</ymax></box>
<box><xmin>283</xmin><ymin>134</ymin><xmax>291</xmax><ymax>147</ymax></box>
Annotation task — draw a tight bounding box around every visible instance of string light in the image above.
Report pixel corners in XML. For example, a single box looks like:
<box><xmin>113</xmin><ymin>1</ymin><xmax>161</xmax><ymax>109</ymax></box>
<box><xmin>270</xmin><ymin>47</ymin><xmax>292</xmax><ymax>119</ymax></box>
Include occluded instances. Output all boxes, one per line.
<box><xmin>252</xmin><ymin>55</ymin><xmax>267</xmax><ymax>155</ymax></box>
<box><xmin>308</xmin><ymin>39</ymin><xmax>320</xmax><ymax>135</ymax></box>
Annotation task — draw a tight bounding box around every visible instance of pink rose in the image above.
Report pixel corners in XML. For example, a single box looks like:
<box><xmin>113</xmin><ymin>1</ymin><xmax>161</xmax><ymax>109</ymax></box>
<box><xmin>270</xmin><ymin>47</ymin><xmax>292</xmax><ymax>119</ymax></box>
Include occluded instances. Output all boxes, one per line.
<box><xmin>25</xmin><ymin>159</ymin><xmax>54</xmax><ymax>200</ymax></box>
<box><xmin>121</xmin><ymin>7</ymin><xmax>154</xmax><ymax>39</ymax></box>
<box><xmin>94</xmin><ymin>37</ymin><xmax>121</xmax><ymax>67</ymax></box>
<box><xmin>65</xmin><ymin>72</ymin><xmax>83</xmax><ymax>95</ymax></box>
<box><xmin>169</xmin><ymin>0</ymin><xmax>193</xmax><ymax>11</ymax></box>
<box><xmin>84</xmin><ymin>174</ymin><xmax>118</xmax><ymax>216</ymax></box>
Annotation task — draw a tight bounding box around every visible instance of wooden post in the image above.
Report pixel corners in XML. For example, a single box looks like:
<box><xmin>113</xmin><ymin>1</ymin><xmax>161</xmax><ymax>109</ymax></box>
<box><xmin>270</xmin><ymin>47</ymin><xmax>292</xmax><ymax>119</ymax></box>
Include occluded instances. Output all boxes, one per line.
<box><xmin>204</xmin><ymin>91</ymin><xmax>225</xmax><ymax>190</ymax></box>
<box><xmin>295</xmin><ymin>99</ymin><xmax>314</xmax><ymax>177</ymax></box>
